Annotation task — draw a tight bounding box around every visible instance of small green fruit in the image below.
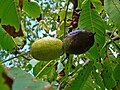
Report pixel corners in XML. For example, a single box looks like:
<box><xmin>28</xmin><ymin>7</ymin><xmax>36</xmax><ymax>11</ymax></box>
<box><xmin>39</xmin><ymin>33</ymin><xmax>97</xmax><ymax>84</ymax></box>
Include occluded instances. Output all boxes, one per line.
<box><xmin>30</xmin><ymin>37</ymin><xmax>63</xmax><ymax>61</ymax></box>
<box><xmin>63</xmin><ymin>29</ymin><xmax>95</xmax><ymax>54</ymax></box>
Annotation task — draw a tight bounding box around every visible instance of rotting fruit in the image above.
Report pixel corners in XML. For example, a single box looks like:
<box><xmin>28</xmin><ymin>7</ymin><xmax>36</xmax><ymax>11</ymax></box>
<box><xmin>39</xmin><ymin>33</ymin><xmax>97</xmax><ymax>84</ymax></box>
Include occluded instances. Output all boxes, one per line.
<box><xmin>30</xmin><ymin>37</ymin><xmax>63</xmax><ymax>61</ymax></box>
<box><xmin>63</xmin><ymin>29</ymin><xmax>95</xmax><ymax>54</ymax></box>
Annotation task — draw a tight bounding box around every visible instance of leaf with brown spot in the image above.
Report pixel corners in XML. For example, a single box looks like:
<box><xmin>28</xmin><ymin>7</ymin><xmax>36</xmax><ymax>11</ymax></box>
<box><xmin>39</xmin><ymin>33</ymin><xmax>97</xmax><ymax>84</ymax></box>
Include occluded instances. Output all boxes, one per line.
<box><xmin>90</xmin><ymin>1</ymin><xmax>95</xmax><ymax>9</ymax></box>
<box><xmin>2</xmin><ymin>24</ymin><xmax>24</xmax><ymax>38</ymax></box>
<box><xmin>2</xmin><ymin>72</ymin><xmax>13</xmax><ymax>90</ymax></box>
<box><xmin>0</xmin><ymin>0</ymin><xmax>20</xmax><ymax>30</ymax></box>
<box><xmin>0</xmin><ymin>25</ymin><xmax>16</xmax><ymax>52</ymax></box>
<box><xmin>8</xmin><ymin>67</ymin><xmax>51</xmax><ymax>90</ymax></box>
<box><xmin>0</xmin><ymin>65</ymin><xmax>13</xmax><ymax>90</ymax></box>
<box><xmin>100</xmin><ymin>0</ymin><xmax>104</xmax><ymax>5</ymax></box>
<box><xmin>44</xmin><ymin>84</ymin><xmax>52</xmax><ymax>90</ymax></box>
<box><xmin>24</xmin><ymin>86</ymin><xmax>31</xmax><ymax>89</ymax></box>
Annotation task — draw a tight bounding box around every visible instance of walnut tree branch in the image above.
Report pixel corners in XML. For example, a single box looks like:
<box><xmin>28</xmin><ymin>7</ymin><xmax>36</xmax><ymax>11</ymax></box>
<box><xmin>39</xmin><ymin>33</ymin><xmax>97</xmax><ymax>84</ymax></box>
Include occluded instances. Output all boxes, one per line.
<box><xmin>2</xmin><ymin>51</ymin><xmax>30</xmax><ymax>63</ymax></box>
<box><xmin>107</xmin><ymin>36</ymin><xmax>120</xmax><ymax>50</ymax></box>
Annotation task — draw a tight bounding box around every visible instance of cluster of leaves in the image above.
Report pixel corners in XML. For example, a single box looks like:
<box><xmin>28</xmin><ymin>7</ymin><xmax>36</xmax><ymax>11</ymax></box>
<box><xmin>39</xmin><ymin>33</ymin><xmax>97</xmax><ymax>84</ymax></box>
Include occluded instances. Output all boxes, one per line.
<box><xmin>0</xmin><ymin>0</ymin><xmax>120</xmax><ymax>90</ymax></box>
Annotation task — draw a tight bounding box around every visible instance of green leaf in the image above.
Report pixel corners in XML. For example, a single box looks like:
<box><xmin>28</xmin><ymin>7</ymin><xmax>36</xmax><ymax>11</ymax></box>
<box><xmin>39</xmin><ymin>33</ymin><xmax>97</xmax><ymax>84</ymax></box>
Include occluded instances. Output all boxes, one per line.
<box><xmin>23</xmin><ymin>1</ymin><xmax>41</xmax><ymax>18</ymax></box>
<box><xmin>8</xmin><ymin>67</ymin><xmax>50</xmax><ymax>90</ymax></box>
<box><xmin>86</xmin><ymin>45</ymin><xmax>99</xmax><ymax>59</ymax></box>
<box><xmin>92</xmin><ymin>0</ymin><xmax>104</xmax><ymax>13</ymax></box>
<box><xmin>0</xmin><ymin>25</ymin><xmax>16</xmax><ymax>52</ymax></box>
<box><xmin>93</xmin><ymin>67</ymin><xmax>105</xmax><ymax>89</ymax></box>
<box><xmin>104</xmin><ymin>0</ymin><xmax>120</xmax><ymax>28</ymax></box>
<box><xmin>82</xmin><ymin>76</ymin><xmax>101</xmax><ymax>90</ymax></box>
<box><xmin>113</xmin><ymin>63</ymin><xmax>120</xmax><ymax>81</ymax></box>
<box><xmin>65</xmin><ymin>61</ymin><xmax>93</xmax><ymax>90</ymax></box>
<box><xmin>58</xmin><ymin>10</ymin><xmax>72</xmax><ymax>21</ymax></box>
<box><xmin>103</xmin><ymin>60</ymin><xmax>116</xmax><ymax>89</ymax></box>
<box><xmin>58</xmin><ymin>10</ymin><xmax>66</xmax><ymax>21</ymax></box>
<box><xmin>79</xmin><ymin>0</ymin><xmax>105</xmax><ymax>59</ymax></box>
<box><xmin>113</xmin><ymin>63</ymin><xmax>120</xmax><ymax>89</ymax></box>
<box><xmin>33</xmin><ymin>61</ymin><xmax>49</xmax><ymax>77</ymax></box>
<box><xmin>78</xmin><ymin>0</ymin><xmax>84</xmax><ymax>8</ymax></box>
<box><xmin>25</xmin><ymin>64</ymin><xmax>32</xmax><ymax>72</ymax></box>
<box><xmin>0</xmin><ymin>0</ymin><xmax>20</xmax><ymax>30</ymax></box>
<box><xmin>33</xmin><ymin>61</ymin><xmax>57</xmax><ymax>81</ymax></box>
<box><xmin>56</xmin><ymin>61</ymin><xmax>64</xmax><ymax>73</ymax></box>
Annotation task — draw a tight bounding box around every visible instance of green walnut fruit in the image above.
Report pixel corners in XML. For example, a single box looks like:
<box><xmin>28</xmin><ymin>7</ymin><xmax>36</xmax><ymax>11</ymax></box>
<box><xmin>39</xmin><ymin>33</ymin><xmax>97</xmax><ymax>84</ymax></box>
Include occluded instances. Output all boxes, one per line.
<box><xmin>30</xmin><ymin>37</ymin><xmax>63</xmax><ymax>61</ymax></box>
<box><xmin>63</xmin><ymin>29</ymin><xmax>95</xmax><ymax>54</ymax></box>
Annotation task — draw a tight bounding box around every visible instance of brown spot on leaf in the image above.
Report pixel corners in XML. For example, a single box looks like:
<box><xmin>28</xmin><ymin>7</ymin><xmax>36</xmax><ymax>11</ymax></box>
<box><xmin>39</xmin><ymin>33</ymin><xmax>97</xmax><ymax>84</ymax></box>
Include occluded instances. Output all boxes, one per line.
<box><xmin>90</xmin><ymin>1</ymin><xmax>95</xmax><ymax>9</ymax></box>
<box><xmin>44</xmin><ymin>84</ymin><xmax>52</xmax><ymax>90</ymax></box>
<box><xmin>100</xmin><ymin>0</ymin><xmax>104</xmax><ymax>5</ymax></box>
<box><xmin>5</xmin><ymin>66</ymin><xmax>11</xmax><ymax>71</ymax></box>
<box><xmin>24</xmin><ymin>86</ymin><xmax>31</xmax><ymax>89</ymax></box>
<box><xmin>2</xmin><ymin>24</ymin><xmax>24</xmax><ymax>38</ymax></box>
<box><xmin>2</xmin><ymin>72</ymin><xmax>13</xmax><ymax>90</ymax></box>
<box><xmin>32</xmin><ymin>78</ymin><xmax>37</xmax><ymax>82</ymax></box>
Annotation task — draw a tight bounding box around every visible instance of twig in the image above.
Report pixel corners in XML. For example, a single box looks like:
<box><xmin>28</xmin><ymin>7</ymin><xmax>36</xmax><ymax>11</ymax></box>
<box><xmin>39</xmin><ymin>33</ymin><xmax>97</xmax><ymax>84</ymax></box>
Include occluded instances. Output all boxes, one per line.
<box><xmin>107</xmin><ymin>37</ymin><xmax>120</xmax><ymax>45</ymax></box>
<box><xmin>35</xmin><ymin>60</ymin><xmax>54</xmax><ymax>78</ymax></box>
<box><xmin>21</xmin><ymin>55</ymin><xmax>31</xmax><ymax>60</ymax></box>
<box><xmin>2</xmin><ymin>52</ymin><xmax>29</xmax><ymax>63</ymax></box>
<box><xmin>17</xmin><ymin>51</ymin><xmax>31</xmax><ymax>60</ymax></box>
<box><xmin>106</xmin><ymin>36</ymin><xmax>120</xmax><ymax>50</ymax></box>
<box><xmin>82</xmin><ymin>59</ymin><xmax>90</xmax><ymax>66</ymax></box>
<box><xmin>57</xmin><ymin>83</ymin><xmax>62</xmax><ymax>90</ymax></box>
<box><xmin>64</xmin><ymin>0</ymin><xmax>70</xmax><ymax>37</ymax></box>
<box><xmin>102</xmin><ymin>29</ymin><xmax>120</xmax><ymax>50</ymax></box>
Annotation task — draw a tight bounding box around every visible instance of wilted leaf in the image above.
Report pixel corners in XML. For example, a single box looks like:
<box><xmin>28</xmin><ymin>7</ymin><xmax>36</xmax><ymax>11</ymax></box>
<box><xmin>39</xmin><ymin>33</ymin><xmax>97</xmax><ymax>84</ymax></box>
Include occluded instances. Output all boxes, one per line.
<box><xmin>2</xmin><ymin>24</ymin><xmax>24</xmax><ymax>38</ymax></box>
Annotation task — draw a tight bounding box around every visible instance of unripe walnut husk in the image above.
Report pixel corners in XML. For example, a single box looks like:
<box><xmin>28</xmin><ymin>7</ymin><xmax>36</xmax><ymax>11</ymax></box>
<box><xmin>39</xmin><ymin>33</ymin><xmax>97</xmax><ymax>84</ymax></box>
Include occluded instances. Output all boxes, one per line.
<box><xmin>30</xmin><ymin>37</ymin><xmax>63</xmax><ymax>61</ymax></box>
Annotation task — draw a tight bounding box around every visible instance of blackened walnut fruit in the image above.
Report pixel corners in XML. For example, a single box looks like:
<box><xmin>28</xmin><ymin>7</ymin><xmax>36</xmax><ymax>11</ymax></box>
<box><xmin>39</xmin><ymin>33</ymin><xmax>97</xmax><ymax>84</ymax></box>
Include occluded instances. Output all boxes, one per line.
<box><xmin>30</xmin><ymin>37</ymin><xmax>63</xmax><ymax>61</ymax></box>
<box><xmin>63</xmin><ymin>29</ymin><xmax>95</xmax><ymax>54</ymax></box>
